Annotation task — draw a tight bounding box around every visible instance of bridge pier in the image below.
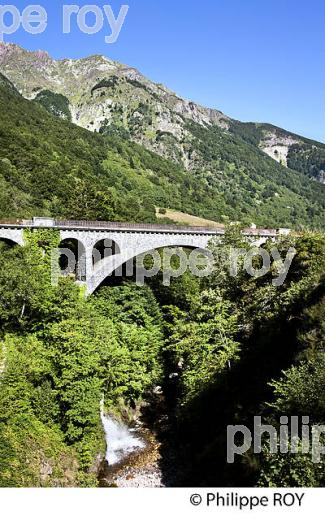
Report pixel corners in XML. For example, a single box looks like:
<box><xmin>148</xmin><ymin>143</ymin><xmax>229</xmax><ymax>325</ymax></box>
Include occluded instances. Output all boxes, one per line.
<box><xmin>84</xmin><ymin>247</ymin><xmax>94</xmax><ymax>283</ymax></box>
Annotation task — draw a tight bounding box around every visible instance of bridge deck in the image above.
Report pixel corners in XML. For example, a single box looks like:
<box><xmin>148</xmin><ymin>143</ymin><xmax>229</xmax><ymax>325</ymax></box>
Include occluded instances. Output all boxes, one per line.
<box><xmin>0</xmin><ymin>218</ymin><xmax>279</xmax><ymax>236</ymax></box>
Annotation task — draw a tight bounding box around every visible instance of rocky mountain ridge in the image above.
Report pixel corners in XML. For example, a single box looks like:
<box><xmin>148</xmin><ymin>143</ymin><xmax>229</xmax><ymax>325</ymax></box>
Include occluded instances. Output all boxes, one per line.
<box><xmin>0</xmin><ymin>43</ymin><xmax>231</xmax><ymax>165</ymax></box>
<box><xmin>2</xmin><ymin>42</ymin><xmax>324</xmax><ymax>183</ymax></box>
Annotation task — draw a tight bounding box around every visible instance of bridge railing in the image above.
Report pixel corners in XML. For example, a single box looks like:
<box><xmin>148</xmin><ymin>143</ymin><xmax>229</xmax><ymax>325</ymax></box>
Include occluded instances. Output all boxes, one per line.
<box><xmin>0</xmin><ymin>217</ymin><xmax>280</xmax><ymax>236</ymax></box>
<box><xmin>0</xmin><ymin>218</ymin><xmax>225</xmax><ymax>234</ymax></box>
<box><xmin>54</xmin><ymin>219</ymin><xmax>226</xmax><ymax>234</ymax></box>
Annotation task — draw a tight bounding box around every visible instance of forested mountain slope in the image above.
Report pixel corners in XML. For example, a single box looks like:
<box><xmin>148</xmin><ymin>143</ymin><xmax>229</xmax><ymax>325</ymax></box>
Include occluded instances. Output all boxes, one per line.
<box><xmin>0</xmin><ymin>70</ymin><xmax>324</xmax><ymax>228</ymax></box>
<box><xmin>1</xmin><ymin>43</ymin><xmax>324</xmax><ymax>188</ymax></box>
<box><xmin>229</xmin><ymin>120</ymin><xmax>325</xmax><ymax>184</ymax></box>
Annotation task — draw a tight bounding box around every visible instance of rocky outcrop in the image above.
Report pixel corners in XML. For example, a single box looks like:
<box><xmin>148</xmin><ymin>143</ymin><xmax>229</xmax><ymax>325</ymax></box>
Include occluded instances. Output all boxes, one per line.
<box><xmin>260</xmin><ymin>130</ymin><xmax>301</xmax><ymax>166</ymax></box>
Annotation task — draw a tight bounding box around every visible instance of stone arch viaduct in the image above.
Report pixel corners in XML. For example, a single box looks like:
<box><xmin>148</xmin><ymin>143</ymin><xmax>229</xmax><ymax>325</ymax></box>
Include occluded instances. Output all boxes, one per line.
<box><xmin>0</xmin><ymin>217</ymin><xmax>284</xmax><ymax>295</ymax></box>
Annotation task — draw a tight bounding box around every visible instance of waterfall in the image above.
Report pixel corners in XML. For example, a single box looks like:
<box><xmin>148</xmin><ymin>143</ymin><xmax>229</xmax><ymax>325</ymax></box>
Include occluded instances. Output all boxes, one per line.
<box><xmin>100</xmin><ymin>404</ymin><xmax>145</xmax><ymax>465</ymax></box>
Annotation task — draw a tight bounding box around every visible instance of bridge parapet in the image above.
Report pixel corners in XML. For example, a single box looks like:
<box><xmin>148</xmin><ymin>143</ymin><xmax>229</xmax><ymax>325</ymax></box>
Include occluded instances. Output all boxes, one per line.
<box><xmin>0</xmin><ymin>218</ymin><xmax>280</xmax><ymax>237</ymax></box>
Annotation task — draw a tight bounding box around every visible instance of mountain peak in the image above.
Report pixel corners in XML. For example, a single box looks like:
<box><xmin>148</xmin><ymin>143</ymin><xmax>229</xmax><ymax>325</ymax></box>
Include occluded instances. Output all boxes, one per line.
<box><xmin>0</xmin><ymin>42</ymin><xmax>51</xmax><ymax>60</ymax></box>
<box><xmin>0</xmin><ymin>43</ymin><xmax>324</xmax><ymax>184</ymax></box>
<box><xmin>0</xmin><ymin>44</ymin><xmax>229</xmax><ymax>153</ymax></box>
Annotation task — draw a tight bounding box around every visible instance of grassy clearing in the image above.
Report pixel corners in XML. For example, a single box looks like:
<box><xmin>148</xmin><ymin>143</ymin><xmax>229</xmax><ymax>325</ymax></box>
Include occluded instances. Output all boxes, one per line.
<box><xmin>156</xmin><ymin>208</ymin><xmax>224</xmax><ymax>228</ymax></box>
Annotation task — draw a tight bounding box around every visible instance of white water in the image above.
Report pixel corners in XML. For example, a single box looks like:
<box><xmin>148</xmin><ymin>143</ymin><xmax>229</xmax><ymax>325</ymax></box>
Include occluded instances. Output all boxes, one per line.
<box><xmin>101</xmin><ymin>412</ymin><xmax>145</xmax><ymax>466</ymax></box>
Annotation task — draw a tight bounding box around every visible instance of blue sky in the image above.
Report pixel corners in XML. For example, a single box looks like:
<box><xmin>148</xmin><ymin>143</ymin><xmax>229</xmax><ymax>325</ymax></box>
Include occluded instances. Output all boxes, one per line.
<box><xmin>4</xmin><ymin>0</ymin><xmax>325</xmax><ymax>142</ymax></box>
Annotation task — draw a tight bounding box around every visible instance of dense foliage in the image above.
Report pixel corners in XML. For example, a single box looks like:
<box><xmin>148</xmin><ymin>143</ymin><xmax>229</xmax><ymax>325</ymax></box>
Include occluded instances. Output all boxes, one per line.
<box><xmin>0</xmin><ymin>224</ymin><xmax>324</xmax><ymax>487</ymax></box>
<box><xmin>35</xmin><ymin>90</ymin><xmax>72</xmax><ymax>121</ymax></box>
<box><xmin>287</xmin><ymin>143</ymin><xmax>325</xmax><ymax>184</ymax></box>
<box><xmin>187</xmin><ymin>120</ymin><xmax>325</xmax><ymax>228</ymax></box>
<box><xmin>158</xmin><ymin>228</ymin><xmax>325</xmax><ymax>486</ymax></box>
<box><xmin>0</xmin><ymin>232</ymin><xmax>163</xmax><ymax>486</ymax></box>
<box><xmin>230</xmin><ymin>120</ymin><xmax>325</xmax><ymax>184</ymax></box>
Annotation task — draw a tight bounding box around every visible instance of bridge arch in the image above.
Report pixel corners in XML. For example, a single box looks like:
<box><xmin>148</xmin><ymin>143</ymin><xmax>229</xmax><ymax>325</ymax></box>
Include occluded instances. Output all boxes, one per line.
<box><xmin>0</xmin><ymin>237</ymin><xmax>21</xmax><ymax>249</ymax></box>
<box><xmin>0</xmin><ymin>230</ymin><xmax>24</xmax><ymax>247</ymax></box>
<box><xmin>92</xmin><ymin>238</ymin><xmax>121</xmax><ymax>268</ymax></box>
<box><xmin>86</xmin><ymin>233</ymin><xmax>213</xmax><ymax>294</ymax></box>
